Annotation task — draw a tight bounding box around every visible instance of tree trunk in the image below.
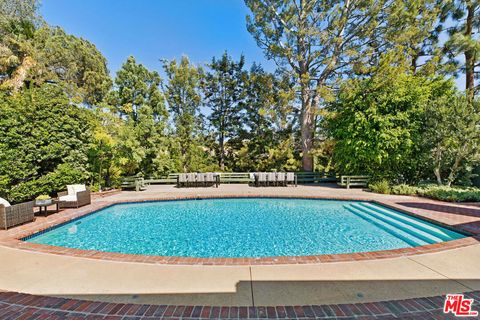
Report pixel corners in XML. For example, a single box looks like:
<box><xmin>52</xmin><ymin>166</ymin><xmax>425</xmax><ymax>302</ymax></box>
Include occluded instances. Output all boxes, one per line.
<box><xmin>433</xmin><ymin>147</ymin><xmax>443</xmax><ymax>185</ymax></box>
<box><xmin>181</xmin><ymin>146</ymin><xmax>187</xmax><ymax>173</ymax></box>
<box><xmin>446</xmin><ymin>149</ymin><xmax>465</xmax><ymax>187</ymax></box>
<box><xmin>434</xmin><ymin>167</ymin><xmax>442</xmax><ymax>185</ymax></box>
<box><xmin>464</xmin><ymin>2</ymin><xmax>475</xmax><ymax>102</ymax></box>
<box><xmin>219</xmin><ymin>131</ymin><xmax>225</xmax><ymax>171</ymax></box>
<box><xmin>105</xmin><ymin>166</ymin><xmax>111</xmax><ymax>188</ymax></box>
<box><xmin>300</xmin><ymin>85</ymin><xmax>314</xmax><ymax>172</ymax></box>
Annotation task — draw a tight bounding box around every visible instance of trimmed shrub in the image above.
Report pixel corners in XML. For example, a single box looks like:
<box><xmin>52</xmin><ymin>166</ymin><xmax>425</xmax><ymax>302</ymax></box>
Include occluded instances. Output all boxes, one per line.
<box><xmin>418</xmin><ymin>186</ymin><xmax>480</xmax><ymax>202</ymax></box>
<box><xmin>391</xmin><ymin>184</ymin><xmax>419</xmax><ymax>196</ymax></box>
<box><xmin>369</xmin><ymin>180</ymin><xmax>391</xmax><ymax>194</ymax></box>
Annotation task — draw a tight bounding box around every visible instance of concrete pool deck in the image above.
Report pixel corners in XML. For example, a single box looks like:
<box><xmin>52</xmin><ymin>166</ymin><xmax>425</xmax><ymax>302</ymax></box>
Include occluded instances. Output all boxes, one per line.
<box><xmin>1</xmin><ymin>184</ymin><xmax>480</xmax><ymax>307</ymax></box>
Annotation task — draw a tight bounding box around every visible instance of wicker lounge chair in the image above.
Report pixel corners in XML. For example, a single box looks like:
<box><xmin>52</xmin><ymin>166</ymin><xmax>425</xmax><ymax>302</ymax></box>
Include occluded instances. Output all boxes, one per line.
<box><xmin>0</xmin><ymin>198</ymin><xmax>34</xmax><ymax>229</ymax></box>
<box><xmin>58</xmin><ymin>185</ymin><xmax>91</xmax><ymax>208</ymax></box>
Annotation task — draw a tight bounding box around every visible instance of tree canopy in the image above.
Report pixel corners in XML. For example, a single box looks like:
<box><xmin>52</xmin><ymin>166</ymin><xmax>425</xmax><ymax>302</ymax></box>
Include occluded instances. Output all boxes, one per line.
<box><xmin>0</xmin><ymin>0</ymin><xmax>479</xmax><ymax>202</ymax></box>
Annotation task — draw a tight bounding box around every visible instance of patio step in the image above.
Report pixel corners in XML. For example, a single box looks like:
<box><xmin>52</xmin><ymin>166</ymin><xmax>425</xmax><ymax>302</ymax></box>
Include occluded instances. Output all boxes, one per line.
<box><xmin>357</xmin><ymin>202</ymin><xmax>460</xmax><ymax>241</ymax></box>
<box><xmin>344</xmin><ymin>204</ymin><xmax>429</xmax><ymax>247</ymax></box>
<box><xmin>348</xmin><ymin>203</ymin><xmax>443</xmax><ymax>245</ymax></box>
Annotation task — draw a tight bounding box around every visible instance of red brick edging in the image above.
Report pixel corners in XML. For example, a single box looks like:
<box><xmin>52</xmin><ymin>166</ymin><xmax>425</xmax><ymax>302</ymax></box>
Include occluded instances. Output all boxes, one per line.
<box><xmin>0</xmin><ymin>195</ymin><xmax>478</xmax><ymax>265</ymax></box>
<box><xmin>1</xmin><ymin>290</ymin><xmax>478</xmax><ymax>319</ymax></box>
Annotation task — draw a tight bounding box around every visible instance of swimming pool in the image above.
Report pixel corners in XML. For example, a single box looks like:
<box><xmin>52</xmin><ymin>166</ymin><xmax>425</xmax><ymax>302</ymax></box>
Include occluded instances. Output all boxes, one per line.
<box><xmin>26</xmin><ymin>198</ymin><xmax>465</xmax><ymax>258</ymax></box>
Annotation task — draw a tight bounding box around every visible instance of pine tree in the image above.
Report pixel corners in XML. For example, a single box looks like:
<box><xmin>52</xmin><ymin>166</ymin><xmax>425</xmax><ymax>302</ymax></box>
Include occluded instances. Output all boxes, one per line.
<box><xmin>203</xmin><ymin>52</ymin><xmax>247</xmax><ymax>171</ymax></box>
<box><xmin>442</xmin><ymin>0</ymin><xmax>480</xmax><ymax>100</ymax></box>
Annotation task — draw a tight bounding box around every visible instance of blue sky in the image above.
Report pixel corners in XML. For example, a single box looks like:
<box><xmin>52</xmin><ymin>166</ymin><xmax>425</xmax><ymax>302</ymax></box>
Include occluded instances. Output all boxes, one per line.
<box><xmin>40</xmin><ymin>0</ymin><xmax>464</xmax><ymax>89</ymax></box>
<box><xmin>40</xmin><ymin>0</ymin><xmax>276</xmax><ymax>76</ymax></box>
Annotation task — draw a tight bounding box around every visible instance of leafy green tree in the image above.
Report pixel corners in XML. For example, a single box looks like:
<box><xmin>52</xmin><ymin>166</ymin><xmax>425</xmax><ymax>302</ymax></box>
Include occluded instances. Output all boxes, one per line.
<box><xmin>0</xmin><ymin>0</ymin><xmax>39</xmax><ymax>93</ymax></box>
<box><xmin>87</xmin><ymin>105</ymin><xmax>125</xmax><ymax>189</ymax></box>
<box><xmin>0</xmin><ymin>84</ymin><xmax>92</xmax><ymax>202</ymax></box>
<box><xmin>327</xmin><ymin>71</ymin><xmax>452</xmax><ymax>182</ymax></box>
<box><xmin>110</xmin><ymin>56</ymin><xmax>169</xmax><ymax>176</ymax></box>
<box><xmin>203</xmin><ymin>52</ymin><xmax>247</xmax><ymax>170</ymax></box>
<box><xmin>245</xmin><ymin>0</ymin><xmax>443</xmax><ymax>171</ymax></box>
<box><xmin>33</xmin><ymin>26</ymin><xmax>112</xmax><ymax>104</ymax></box>
<box><xmin>424</xmin><ymin>94</ymin><xmax>480</xmax><ymax>185</ymax></box>
<box><xmin>163</xmin><ymin>56</ymin><xmax>214</xmax><ymax>172</ymax></box>
<box><xmin>1</xmin><ymin>3</ymin><xmax>111</xmax><ymax>104</ymax></box>
<box><xmin>237</xmin><ymin>63</ymin><xmax>297</xmax><ymax>171</ymax></box>
<box><xmin>111</xmin><ymin>56</ymin><xmax>165</xmax><ymax>121</ymax></box>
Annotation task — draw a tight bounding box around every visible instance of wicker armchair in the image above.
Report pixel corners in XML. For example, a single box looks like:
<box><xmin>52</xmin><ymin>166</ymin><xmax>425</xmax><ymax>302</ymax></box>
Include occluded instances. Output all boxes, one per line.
<box><xmin>0</xmin><ymin>201</ymin><xmax>35</xmax><ymax>230</ymax></box>
<box><xmin>58</xmin><ymin>186</ymin><xmax>91</xmax><ymax>208</ymax></box>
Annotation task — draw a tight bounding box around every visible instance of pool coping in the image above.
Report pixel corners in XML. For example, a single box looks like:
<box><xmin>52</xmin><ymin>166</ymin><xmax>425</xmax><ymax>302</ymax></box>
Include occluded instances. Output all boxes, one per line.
<box><xmin>0</xmin><ymin>194</ymin><xmax>479</xmax><ymax>265</ymax></box>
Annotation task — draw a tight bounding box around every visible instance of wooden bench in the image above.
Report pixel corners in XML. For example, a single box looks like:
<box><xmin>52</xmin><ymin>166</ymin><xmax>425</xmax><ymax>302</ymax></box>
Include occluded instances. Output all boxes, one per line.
<box><xmin>218</xmin><ymin>173</ymin><xmax>253</xmax><ymax>184</ymax></box>
<box><xmin>338</xmin><ymin>175</ymin><xmax>370</xmax><ymax>189</ymax></box>
<box><xmin>121</xmin><ymin>177</ymin><xmax>147</xmax><ymax>192</ymax></box>
<box><xmin>145</xmin><ymin>174</ymin><xmax>179</xmax><ymax>185</ymax></box>
<box><xmin>295</xmin><ymin>172</ymin><xmax>337</xmax><ymax>184</ymax></box>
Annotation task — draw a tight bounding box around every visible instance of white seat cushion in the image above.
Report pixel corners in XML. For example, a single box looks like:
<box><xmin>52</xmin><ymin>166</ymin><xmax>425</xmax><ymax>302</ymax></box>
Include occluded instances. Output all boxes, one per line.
<box><xmin>72</xmin><ymin>184</ymin><xmax>86</xmax><ymax>193</ymax></box>
<box><xmin>0</xmin><ymin>197</ymin><xmax>11</xmax><ymax>208</ymax></box>
<box><xmin>59</xmin><ymin>195</ymin><xmax>77</xmax><ymax>202</ymax></box>
<box><xmin>67</xmin><ymin>184</ymin><xmax>86</xmax><ymax>195</ymax></box>
<box><xmin>67</xmin><ymin>185</ymin><xmax>76</xmax><ymax>195</ymax></box>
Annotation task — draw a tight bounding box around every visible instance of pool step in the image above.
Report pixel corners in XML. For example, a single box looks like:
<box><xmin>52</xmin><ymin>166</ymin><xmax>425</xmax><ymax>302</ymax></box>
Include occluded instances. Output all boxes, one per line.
<box><xmin>358</xmin><ymin>202</ymin><xmax>460</xmax><ymax>241</ymax></box>
<box><xmin>343</xmin><ymin>205</ymin><xmax>428</xmax><ymax>247</ymax></box>
<box><xmin>348</xmin><ymin>203</ymin><xmax>443</xmax><ymax>245</ymax></box>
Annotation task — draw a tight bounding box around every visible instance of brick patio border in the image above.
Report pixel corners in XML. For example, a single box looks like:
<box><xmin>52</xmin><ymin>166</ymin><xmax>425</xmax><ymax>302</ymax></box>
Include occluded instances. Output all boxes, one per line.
<box><xmin>0</xmin><ymin>194</ymin><xmax>478</xmax><ymax>265</ymax></box>
<box><xmin>0</xmin><ymin>290</ymin><xmax>479</xmax><ymax>319</ymax></box>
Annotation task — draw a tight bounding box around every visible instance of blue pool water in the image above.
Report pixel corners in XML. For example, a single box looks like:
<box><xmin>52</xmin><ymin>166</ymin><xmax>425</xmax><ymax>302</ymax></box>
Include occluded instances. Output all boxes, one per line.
<box><xmin>26</xmin><ymin>198</ymin><xmax>465</xmax><ymax>258</ymax></box>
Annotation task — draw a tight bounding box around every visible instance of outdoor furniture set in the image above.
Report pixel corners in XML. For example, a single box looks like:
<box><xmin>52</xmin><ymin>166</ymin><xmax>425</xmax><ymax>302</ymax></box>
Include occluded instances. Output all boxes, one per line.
<box><xmin>253</xmin><ymin>172</ymin><xmax>297</xmax><ymax>187</ymax></box>
<box><xmin>177</xmin><ymin>173</ymin><xmax>220</xmax><ymax>188</ymax></box>
<box><xmin>0</xmin><ymin>184</ymin><xmax>91</xmax><ymax>230</ymax></box>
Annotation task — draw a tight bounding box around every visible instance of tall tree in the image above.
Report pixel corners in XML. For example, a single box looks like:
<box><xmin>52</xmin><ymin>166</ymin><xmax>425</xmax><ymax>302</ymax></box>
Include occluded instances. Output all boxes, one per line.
<box><xmin>424</xmin><ymin>94</ymin><xmax>480</xmax><ymax>186</ymax></box>
<box><xmin>238</xmin><ymin>63</ymin><xmax>297</xmax><ymax>171</ymax></box>
<box><xmin>111</xmin><ymin>56</ymin><xmax>168</xmax><ymax>176</ymax></box>
<box><xmin>442</xmin><ymin>0</ymin><xmax>480</xmax><ymax>100</ymax></box>
<box><xmin>112</xmin><ymin>56</ymin><xmax>165</xmax><ymax>122</ymax></box>
<box><xmin>163</xmin><ymin>56</ymin><xmax>207</xmax><ymax>172</ymax></box>
<box><xmin>33</xmin><ymin>27</ymin><xmax>112</xmax><ymax>104</ymax></box>
<box><xmin>386</xmin><ymin>0</ymin><xmax>443</xmax><ymax>74</ymax></box>
<box><xmin>0</xmin><ymin>0</ymin><xmax>39</xmax><ymax>93</ymax></box>
<box><xmin>203</xmin><ymin>52</ymin><xmax>247</xmax><ymax>170</ymax></box>
<box><xmin>245</xmin><ymin>0</ymin><xmax>441</xmax><ymax>171</ymax></box>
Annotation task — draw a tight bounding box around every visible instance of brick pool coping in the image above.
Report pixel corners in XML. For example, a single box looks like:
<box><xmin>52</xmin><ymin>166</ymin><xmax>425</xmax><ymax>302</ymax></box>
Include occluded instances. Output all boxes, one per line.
<box><xmin>0</xmin><ymin>194</ymin><xmax>479</xmax><ymax>265</ymax></box>
<box><xmin>1</xmin><ymin>290</ymin><xmax>479</xmax><ymax>319</ymax></box>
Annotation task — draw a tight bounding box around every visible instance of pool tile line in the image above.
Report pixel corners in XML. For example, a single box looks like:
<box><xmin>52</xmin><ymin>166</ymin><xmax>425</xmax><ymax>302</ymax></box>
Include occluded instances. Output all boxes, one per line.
<box><xmin>0</xmin><ymin>291</ymin><xmax>479</xmax><ymax>319</ymax></box>
<box><xmin>0</xmin><ymin>194</ymin><xmax>479</xmax><ymax>266</ymax></box>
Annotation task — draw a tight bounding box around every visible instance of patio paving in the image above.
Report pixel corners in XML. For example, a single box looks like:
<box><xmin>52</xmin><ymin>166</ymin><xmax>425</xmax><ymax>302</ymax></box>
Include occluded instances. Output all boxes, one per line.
<box><xmin>1</xmin><ymin>290</ymin><xmax>479</xmax><ymax>319</ymax></box>
<box><xmin>0</xmin><ymin>184</ymin><xmax>479</xmax><ymax>315</ymax></box>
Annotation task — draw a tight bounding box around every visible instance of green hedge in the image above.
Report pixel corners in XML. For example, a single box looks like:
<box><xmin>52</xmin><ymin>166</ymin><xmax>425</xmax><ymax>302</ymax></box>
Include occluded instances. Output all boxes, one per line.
<box><xmin>419</xmin><ymin>186</ymin><xmax>480</xmax><ymax>202</ymax></box>
<box><xmin>370</xmin><ymin>182</ymin><xmax>480</xmax><ymax>202</ymax></box>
